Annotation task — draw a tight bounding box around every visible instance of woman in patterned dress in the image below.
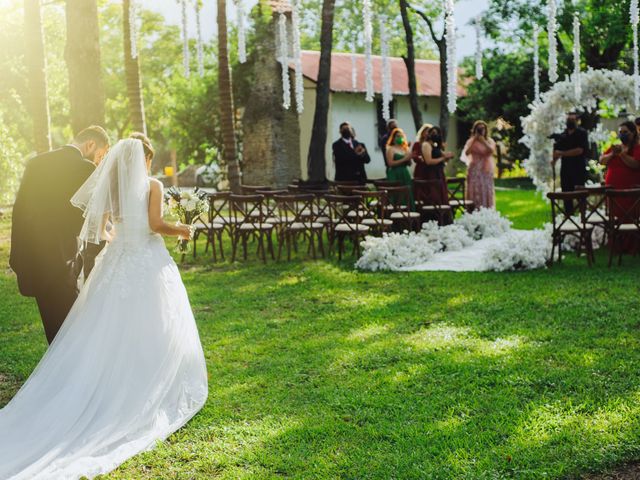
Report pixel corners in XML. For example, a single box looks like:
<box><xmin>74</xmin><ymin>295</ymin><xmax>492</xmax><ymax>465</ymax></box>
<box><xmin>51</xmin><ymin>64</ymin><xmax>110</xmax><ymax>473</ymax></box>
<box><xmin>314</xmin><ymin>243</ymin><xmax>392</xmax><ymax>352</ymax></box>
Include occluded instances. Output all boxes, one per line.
<box><xmin>462</xmin><ymin>121</ymin><xmax>497</xmax><ymax>209</ymax></box>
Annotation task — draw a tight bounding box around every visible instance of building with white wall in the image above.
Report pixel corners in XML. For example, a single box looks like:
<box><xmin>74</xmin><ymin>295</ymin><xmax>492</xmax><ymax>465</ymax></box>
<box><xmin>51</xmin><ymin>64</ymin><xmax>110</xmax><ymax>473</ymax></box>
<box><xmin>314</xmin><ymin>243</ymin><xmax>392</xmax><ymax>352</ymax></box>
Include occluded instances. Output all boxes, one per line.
<box><xmin>297</xmin><ymin>51</ymin><xmax>464</xmax><ymax>180</ymax></box>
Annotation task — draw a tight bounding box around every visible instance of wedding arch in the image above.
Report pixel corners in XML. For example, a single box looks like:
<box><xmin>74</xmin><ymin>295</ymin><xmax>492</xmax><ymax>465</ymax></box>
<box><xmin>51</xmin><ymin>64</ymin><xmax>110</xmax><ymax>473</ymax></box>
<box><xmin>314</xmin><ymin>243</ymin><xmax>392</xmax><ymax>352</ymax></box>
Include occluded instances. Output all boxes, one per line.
<box><xmin>521</xmin><ymin>69</ymin><xmax>638</xmax><ymax>192</ymax></box>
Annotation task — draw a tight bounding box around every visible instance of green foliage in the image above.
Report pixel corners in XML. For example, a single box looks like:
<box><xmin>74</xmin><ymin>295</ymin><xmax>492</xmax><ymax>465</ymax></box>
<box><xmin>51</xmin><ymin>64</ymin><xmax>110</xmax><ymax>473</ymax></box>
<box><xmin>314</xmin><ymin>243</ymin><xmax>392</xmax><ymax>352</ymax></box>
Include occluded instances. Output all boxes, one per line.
<box><xmin>3</xmin><ymin>191</ymin><xmax>640</xmax><ymax>479</ymax></box>
<box><xmin>459</xmin><ymin>49</ymin><xmax>545</xmax><ymax>162</ymax></box>
<box><xmin>0</xmin><ymin>114</ymin><xmax>26</xmax><ymax>204</ymax></box>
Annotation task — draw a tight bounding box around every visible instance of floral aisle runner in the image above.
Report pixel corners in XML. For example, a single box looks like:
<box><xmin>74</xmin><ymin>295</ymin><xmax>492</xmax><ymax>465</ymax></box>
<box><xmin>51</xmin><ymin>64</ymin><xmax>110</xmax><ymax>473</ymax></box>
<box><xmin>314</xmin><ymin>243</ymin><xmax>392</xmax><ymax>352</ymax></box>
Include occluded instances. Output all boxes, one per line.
<box><xmin>397</xmin><ymin>233</ymin><xmax>532</xmax><ymax>272</ymax></box>
<box><xmin>356</xmin><ymin>209</ymin><xmax>564</xmax><ymax>273</ymax></box>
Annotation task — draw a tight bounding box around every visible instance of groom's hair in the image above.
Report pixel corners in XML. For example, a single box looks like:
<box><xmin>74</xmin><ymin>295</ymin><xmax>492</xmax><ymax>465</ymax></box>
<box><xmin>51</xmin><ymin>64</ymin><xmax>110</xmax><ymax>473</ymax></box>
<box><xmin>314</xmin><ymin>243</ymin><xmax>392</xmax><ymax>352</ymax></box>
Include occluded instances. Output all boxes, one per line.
<box><xmin>74</xmin><ymin>126</ymin><xmax>110</xmax><ymax>147</ymax></box>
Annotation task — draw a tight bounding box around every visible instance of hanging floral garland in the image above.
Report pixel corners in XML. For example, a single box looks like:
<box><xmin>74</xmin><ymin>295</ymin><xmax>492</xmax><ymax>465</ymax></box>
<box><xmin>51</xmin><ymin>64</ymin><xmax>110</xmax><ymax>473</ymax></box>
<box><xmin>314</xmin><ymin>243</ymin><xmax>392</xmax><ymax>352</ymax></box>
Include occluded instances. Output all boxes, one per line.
<box><xmin>181</xmin><ymin>0</ymin><xmax>190</xmax><ymax>78</ymax></box>
<box><xmin>547</xmin><ymin>0</ymin><xmax>558</xmax><ymax>83</ymax></box>
<box><xmin>632</xmin><ymin>0</ymin><xmax>639</xmax><ymax>109</ymax></box>
<box><xmin>445</xmin><ymin>0</ymin><xmax>457</xmax><ymax>113</ymax></box>
<box><xmin>236</xmin><ymin>0</ymin><xmax>247</xmax><ymax>64</ymax></box>
<box><xmin>195</xmin><ymin>2</ymin><xmax>204</xmax><ymax>77</ymax></box>
<box><xmin>474</xmin><ymin>15</ymin><xmax>483</xmax><ymax>80</ymax></box>
<box><xmin>380</xmin><ymin>16</ymin><xmax>392</xmax><ymax>121</ymax></box>
<box><xmin>533</xmin><ymin>25</ymin><xmax>540</xmax><ymax>102</ymax></box>
<box><xmin>291</xmin><ymin>0</ymin><xmax>304</xmax><ymax>113</ymax></box>
<box><xmin>572</xmin><ymin>13</ymin><xmax>581</xmax><ymax>99</ymax></box>
<box><xmin>363</xmin><ymin>0</ymin><xmax>374</xmax><ymax>102</ymax></box>
<box><xmin>129</xmin><ymin>0</ymin><xmax>138</xmax><ymax>59</ymax></box>
<box><xmin>277</xmin><ymin>11</ymin><xmax>291</xmax><ymax>110</ymax></box>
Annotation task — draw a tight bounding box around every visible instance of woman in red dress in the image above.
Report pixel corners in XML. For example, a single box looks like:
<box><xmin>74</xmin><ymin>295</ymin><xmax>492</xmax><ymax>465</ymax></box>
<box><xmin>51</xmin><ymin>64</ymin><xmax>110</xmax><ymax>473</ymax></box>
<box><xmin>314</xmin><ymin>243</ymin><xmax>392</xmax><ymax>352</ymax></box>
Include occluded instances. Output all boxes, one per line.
<box><xmin>599</xmin><ymin>120</ymin><xmax>640</xmax><ymax>252</ymax></box>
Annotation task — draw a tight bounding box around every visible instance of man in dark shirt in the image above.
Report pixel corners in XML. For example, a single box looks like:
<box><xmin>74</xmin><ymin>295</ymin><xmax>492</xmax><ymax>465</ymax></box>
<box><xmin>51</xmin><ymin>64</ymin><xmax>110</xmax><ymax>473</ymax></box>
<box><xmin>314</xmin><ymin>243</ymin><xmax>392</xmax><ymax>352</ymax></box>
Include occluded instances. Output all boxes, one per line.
<box><xmin>332</xmin><ymin>122</ymin><xmax>371</xmax><ymax>182</ymax></box>
<box><xmin>552</xmin><ymin>113</ymin><xmax>590</xmax><ymax>214</ymax></box>
<box><xmin>378</xmin><ymin>118</ymin><xmax>398</xmax><ymax>169</ymax></box>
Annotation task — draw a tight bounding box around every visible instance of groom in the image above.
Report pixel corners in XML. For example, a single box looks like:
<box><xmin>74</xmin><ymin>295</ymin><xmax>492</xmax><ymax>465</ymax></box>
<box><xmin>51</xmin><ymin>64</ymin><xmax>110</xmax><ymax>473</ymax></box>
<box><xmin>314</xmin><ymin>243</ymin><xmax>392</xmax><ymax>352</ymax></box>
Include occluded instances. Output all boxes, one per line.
<box><xmin>10</xmin><ymin>126</ymin><xmax>110</xmax><ymax>344</ymax></box>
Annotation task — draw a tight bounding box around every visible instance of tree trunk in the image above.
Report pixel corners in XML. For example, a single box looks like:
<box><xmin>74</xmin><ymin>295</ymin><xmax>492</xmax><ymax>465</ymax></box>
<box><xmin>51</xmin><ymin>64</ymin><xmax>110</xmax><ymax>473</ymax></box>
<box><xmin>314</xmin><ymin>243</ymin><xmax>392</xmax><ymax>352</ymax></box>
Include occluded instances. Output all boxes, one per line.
<box><xmin>307</xmin><ymin>0</ymin><xmax>336</xmax><ymax>183</ymax></box>
<box><xmin>438</xmin><ymin>40</ymin><xmax>450</xmax><ymax>142</ymax></box>
<box><xmin>217</xmin><ymin>0</ymin><xmax>241</xmax><ymax>192</ymax></box>
<box><xmin>399</xmin><ymin>0</ymin><xmax>422</xmax><ymax>132</ymax></box>
<box><xmin>65</xmin><ymin>0</ymin><xmax>106</xmax><ymax>135</ymax></box>
<box><xmin>24</xmin><ymin>0</ymin><xmax>51</xmax><ymax>153</ymax></box>
<box><xmin>123</xmin><ymin>0</ymin><xmax>146</xmax><ymax>134</ymax></box>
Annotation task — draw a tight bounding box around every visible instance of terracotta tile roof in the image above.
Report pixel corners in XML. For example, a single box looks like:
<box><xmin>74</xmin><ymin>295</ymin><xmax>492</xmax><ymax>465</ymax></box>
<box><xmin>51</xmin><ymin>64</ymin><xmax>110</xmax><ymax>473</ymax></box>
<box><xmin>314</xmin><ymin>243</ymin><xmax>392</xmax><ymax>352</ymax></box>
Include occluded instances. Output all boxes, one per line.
<box><xmin>294</xmin><ymin>50</ymin><xmax>465</xmax><ymax>97</ymax></box>
<box><xmin>268</xmin><ymin>0</ymin><xmax>293</xmax><ymax>13</ymax></box>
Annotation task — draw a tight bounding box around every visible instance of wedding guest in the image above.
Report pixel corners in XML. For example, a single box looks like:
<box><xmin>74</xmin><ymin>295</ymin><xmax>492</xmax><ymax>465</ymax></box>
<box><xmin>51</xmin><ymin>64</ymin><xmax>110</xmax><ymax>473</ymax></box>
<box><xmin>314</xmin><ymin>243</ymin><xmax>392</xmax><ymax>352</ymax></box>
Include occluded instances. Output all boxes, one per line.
<box><xmin>552</xmin><ymin>113</ymin><xmax>590</xmax><ymax>213</ymax></box>
<box><xmin>600</xmin><ymin>120</ymin><xmax>640</xmax><ymax>204</ymax></box>
<box><xmin>332</xmin><ymin>122</ymin><xmax>371</xmax><ymax>182</ymax></box>
<box><xmin>462</xmin><ymin>120</ymin><xmax>497</xmax><ymax>209</ymax></box>
<box><xmin>599</xmin><ymin>121</ymin><xmax>640</xmax><ymax>253</ymax></box>
<box><xmin>413</xmin><ymin>124</ymin><xmax>453</xmax><ymax>207</ymax></box>
<box><xmin>10</xmin><ymin>125</ymin><xmax>110</xmax><ymax>344</ymax></box>
<box><xmin>379</xmin><ymin>118</ymin><xmax>399</xmax><ymax>168</ymax></box>
<box><xmin>635</xmin><ymin>117</ymin><xmax>640</xmax><ymax>136</ymax></box>
<box><xmin>385</xmin><ymin>128</ymin><xmax>414</xmax><ymax>208</ymax></box>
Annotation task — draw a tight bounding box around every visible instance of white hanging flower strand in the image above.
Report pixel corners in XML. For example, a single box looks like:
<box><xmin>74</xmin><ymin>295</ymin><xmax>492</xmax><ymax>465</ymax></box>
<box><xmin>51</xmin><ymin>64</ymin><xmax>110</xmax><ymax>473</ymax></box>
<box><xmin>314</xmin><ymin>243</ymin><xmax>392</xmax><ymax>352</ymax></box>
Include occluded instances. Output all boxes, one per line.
<box><xmin>547</xmin><ymin>0</ymin><xmax>558</xmax><ymax>83</ymax></box>
<box><xmin>474</xmin><ymin>15</ymin><xmax>483</xmax><ymax>80</ymax></box>
<box><xmin>181</xmin><ymin>0</ymin><xmax>190</xmax><ymax>78</ymax></box>
<box><xmin>363</xmin><ymin>0</ymin><xmax>374</xmax><ymax>102</ymax></box>
<box><xmin>351</xmin><ymin>41</ymin><xmax>358</xmax><ymax>91</ymax></box>
<box><xmin>631</xmin><ymin>0</ymin><xmax>639</xmax><ymax>109</ymax></box>
<box><xmin>129</xmin><ymin>0</ymin><xmax>138</xmax><ymax>59</ymax></box>
<box><xmin>291</xmin><ymin>0</ymin><xmax>304</xmax><ymax>113</ymax></box>
<box><xmin>195</xmin><ymin>2</ymin><xmax>204</xmax><ymax>77</ymax></box>
<box><xmin>277</xmin><ymin>12</ymin><xmax>291</xmax><ymax>110</ymax></box>
<box><xmin>445</xmin><ymin>0</ymin><xmax>457</xmax><ymax>113</ymax></box>
<box><xmin>533</xmin><ymin>25</ymin><xmax>540</xmax><ymax>101</ymax></box>
<box><xmin>380</xmin><ymin>16</ymin><xmax>392</xmax><ymax>121</ymax></box>
<box><xmin>236</xmin><ymin>0</ymin><xmax>247</xmax><ymax>64</ymax></box>
<box><xmin>573</xmin><ymin>13</ymin><xmax>581</xmax><ymax>99</ymax></box>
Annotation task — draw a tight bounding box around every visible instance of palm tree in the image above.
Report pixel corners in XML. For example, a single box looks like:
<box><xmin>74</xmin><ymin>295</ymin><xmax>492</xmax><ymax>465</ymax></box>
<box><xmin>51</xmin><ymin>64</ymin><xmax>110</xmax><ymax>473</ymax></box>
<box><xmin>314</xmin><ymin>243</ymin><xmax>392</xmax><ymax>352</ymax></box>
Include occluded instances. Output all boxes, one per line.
<box><xmin>65</xmin><ymin>0</ymin><xmax>106</xmax><ymax>135</ymax></box>
<box><xmin>24</xmin><ymin>0</ymin><xmax>51</xmax><ymax>153</ymax></box>
<box><xmin>123</xmin><ymin>0</ymin><xmax>146</xmax><ymax>134</ymax></box>
<box><xmin>217</xmin><ymin>0</ymin><xmax>241</xmax><ymax>192</ymax></box>
<box><xmin>306</xmin><ymin>0</ymin><xmax>336</xmax><ymax>183</ymax></box>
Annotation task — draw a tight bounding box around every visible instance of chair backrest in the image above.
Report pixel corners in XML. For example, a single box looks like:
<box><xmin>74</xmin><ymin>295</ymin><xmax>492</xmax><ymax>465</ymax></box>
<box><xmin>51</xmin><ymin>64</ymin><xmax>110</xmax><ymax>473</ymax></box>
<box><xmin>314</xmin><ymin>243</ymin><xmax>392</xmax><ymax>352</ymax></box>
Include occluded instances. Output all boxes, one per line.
<box><xmin>229</xmin><ymin>194</ymin><xmax>267</xmax><ymax>227</ymax></box>
<box><xmin>413</xmin><ymin>179</ymin><xmax>446</xmax><ymax>206</ymax></box>
<box><xmin>206</xmin><ymin>191</ymin><xmax>231</xmax><ymax>226</ymax></box>
<box><xmin>353</xmin><ymin>189</ymin><xmax>387</xmax><ymax>219</ymax></box>
<box><xmin>446</xmin><ymin>177</ymin><xmax>466</xmax><ymax>202</ymax></box>
<box><xmin>606</xmin><ymin>188</ymin><xmax>640</xmax><ymax>227</ymax></box>
<box><xmin>546</xmin><ymin>190</ymin><xmax>589</xmax><ymax>232</ymax></box>
<box><xmin>241</xmin><ymin>185</ymin><xmax>270</xmax><ymax>194</ymax></box>
<box><xmin>575</xmin><ymin>185</ymin><xmax>609</xmax><ymax>224</ymax></box>
<box><xmin>336</xmin><ymin>184</ymin><xmax>367</xmax><ymax>195</ymax></box>
<box><xmin>256</xmin><ymin>189</ymin><xmax>288</xmax><ymax>218</ymax></box>
<box><xmin>372</xmin><ymin>179</ymin><xmax>402</xmax><ymax>189</ymax></box>
<box><xmin>383</xmin><ymin>185</ymin><xmax>412</xmax><ymax>209</ymax></box>
<box><xmin>274</xmin><ymin>193</ymin><xmax>316</xmax><ymax>226</ymax></box>
<box><xmin>325</xmin><ymin>194</ymin><xmax>362</xmax><ymax>231</ymax></box>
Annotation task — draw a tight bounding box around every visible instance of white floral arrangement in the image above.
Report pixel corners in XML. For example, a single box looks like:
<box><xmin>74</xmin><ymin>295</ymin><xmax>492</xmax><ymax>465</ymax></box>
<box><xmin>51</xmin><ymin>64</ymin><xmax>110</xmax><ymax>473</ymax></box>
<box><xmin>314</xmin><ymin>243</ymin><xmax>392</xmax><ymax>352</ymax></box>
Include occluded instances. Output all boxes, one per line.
<box><xmin>355</xmin><ymin>231</ymin><xmax>437</xmax><ymax>272</ymax></box>
<box><xmin>357</xmin><ymin>209</ymin><xmax>514</xmax><ymax>272</ymax></box>
<box><xmin>481</xmin><ymin>227</ymin><xmax>552</xmax><ymax>272</ymax></box>
<box><xmin>521</xmin><ymin>69</ymin><xmax>637</xmax><ymax>192</ymax></box>
<box><xmin>454</xmin><ymin>207</ymin><xmax>512</xmax><ymax>240</ymax></box>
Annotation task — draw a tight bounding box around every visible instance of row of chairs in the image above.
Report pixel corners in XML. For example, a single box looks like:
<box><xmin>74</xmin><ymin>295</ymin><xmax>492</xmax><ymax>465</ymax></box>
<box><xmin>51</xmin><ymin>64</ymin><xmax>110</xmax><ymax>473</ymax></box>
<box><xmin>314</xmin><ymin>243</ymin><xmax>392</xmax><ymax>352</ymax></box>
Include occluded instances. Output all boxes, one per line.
<box><xmin>547</xmin><ymin>186</ymin><xmax>640</xmax><ymax>267</ymax></box>
<box><xmin>192</xmin><ymin>178</ymin><xmax>475</xmax><ymax>262</ymax></box>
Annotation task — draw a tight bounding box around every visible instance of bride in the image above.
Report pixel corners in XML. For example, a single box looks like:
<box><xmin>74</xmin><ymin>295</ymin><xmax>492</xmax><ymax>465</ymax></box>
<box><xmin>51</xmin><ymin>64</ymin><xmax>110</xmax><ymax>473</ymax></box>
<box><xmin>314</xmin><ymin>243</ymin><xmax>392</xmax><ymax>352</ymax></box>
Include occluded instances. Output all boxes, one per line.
<box><xmin>0</xmin><ymin>138</ymin><xmax>208</xmax><ymax>479</ymax></box>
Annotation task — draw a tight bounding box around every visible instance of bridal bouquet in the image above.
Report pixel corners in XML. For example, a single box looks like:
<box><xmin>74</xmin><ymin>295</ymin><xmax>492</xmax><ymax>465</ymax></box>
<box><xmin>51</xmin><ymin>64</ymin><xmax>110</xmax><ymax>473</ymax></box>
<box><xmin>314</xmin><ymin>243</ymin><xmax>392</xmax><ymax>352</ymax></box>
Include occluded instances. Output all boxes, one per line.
<box><xmin>164</xmin><ymin>187</ymin><xmax>209</xmax><ymax>253</ymax></box>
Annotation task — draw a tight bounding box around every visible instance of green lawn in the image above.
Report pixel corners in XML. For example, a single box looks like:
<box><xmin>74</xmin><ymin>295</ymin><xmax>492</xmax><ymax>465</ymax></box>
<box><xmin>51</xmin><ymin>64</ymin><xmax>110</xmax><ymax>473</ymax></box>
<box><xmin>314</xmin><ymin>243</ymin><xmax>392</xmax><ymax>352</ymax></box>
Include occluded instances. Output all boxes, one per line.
<box><xmin>1</xmin><ymin>189</ymin><xmax>640</xmax><ymax>479</ymax></box>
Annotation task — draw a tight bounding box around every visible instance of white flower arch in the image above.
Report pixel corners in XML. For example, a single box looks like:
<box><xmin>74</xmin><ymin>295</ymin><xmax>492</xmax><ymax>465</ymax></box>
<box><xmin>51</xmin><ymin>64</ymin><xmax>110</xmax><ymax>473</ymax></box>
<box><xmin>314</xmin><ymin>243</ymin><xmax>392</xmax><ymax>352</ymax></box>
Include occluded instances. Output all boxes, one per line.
<box><xmin>521</xmin><ymin>69</ymin><xmax>637</xmax><ymax>192</ymax></box>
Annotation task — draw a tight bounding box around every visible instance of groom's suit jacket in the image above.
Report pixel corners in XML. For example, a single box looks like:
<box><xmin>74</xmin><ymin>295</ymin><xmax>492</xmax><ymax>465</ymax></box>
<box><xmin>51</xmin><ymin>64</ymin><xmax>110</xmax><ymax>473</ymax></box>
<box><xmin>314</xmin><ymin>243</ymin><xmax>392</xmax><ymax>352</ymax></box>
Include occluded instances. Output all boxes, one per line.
<box><xmin>10</xmin><ymin>146</ymin><xmax>96</xmax><ymax>297</ymax></box>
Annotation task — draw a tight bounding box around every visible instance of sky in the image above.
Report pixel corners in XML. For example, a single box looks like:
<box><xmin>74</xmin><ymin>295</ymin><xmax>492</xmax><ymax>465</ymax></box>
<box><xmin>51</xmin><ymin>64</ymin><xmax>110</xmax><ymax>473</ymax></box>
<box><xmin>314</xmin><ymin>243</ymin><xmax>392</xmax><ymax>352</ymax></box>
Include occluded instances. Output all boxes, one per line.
<box><xmin>140</xmin><ymin>0</ymin><xmax>491</xmax><ymax>62</ymax></box>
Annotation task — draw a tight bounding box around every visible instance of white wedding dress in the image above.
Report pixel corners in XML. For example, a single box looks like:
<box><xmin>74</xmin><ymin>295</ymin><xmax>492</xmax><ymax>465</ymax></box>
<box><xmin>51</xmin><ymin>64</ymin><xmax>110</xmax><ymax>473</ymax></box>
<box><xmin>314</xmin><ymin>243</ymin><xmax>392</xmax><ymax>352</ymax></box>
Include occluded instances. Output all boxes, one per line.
<box><xmin>0</xmin><ymin>139</ymin><xmax>208</xmax><ymax>479</ymax></box>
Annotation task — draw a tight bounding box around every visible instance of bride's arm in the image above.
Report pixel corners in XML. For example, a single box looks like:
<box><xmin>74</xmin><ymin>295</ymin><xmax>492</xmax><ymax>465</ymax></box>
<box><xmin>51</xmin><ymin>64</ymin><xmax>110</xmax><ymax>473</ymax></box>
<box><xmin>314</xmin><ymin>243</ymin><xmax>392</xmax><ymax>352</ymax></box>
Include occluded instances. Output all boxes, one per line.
<box><xmin>101</xmin><ymin>213</ymin><xmax>114</xmax><ymax>242</ymax></box>
<box><xmin>148</xmin><ymin>179</ymin><xmax>192</xmax><ymax>239</ymax></box>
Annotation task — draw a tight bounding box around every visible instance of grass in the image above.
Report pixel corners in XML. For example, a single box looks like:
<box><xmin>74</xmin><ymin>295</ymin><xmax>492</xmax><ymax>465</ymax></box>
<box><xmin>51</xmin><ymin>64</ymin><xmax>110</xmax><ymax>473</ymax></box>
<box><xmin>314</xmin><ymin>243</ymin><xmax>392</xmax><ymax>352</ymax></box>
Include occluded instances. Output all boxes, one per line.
<box><xmin>1</xmin><ymin>189</ymin><xmax>640</xmax><ymax>479</ymax></box>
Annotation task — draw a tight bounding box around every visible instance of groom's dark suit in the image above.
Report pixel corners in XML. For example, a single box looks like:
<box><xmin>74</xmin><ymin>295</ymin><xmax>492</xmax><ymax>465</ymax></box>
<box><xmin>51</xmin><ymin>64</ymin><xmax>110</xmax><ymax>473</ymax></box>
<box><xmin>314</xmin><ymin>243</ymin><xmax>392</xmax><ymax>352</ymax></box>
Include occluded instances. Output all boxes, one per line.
<box><xmin>10</xmin><ymin>146</ymin><xmax>98</xmax><ymax>344</ymax></box>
